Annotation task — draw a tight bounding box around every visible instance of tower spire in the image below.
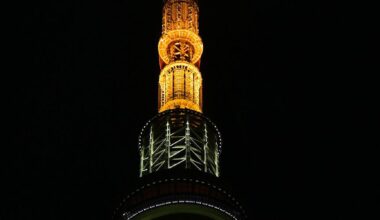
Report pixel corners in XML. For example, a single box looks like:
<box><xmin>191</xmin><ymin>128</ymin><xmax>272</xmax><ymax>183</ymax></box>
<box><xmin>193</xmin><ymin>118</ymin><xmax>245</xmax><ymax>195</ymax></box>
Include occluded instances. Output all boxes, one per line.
<box><xmin>114</xmin><ymin>1</ymin><xmax>247</xmax><ymax>219</ymax></box>
<box><xmin>158</xmin><ymin>0</ymin><xmax>203</xmax><ymax>112</ymax></box>
<box><xmin>138</xmin><ymin>0</ymin><xmax>220</xmax><ymax>178</ymax></box>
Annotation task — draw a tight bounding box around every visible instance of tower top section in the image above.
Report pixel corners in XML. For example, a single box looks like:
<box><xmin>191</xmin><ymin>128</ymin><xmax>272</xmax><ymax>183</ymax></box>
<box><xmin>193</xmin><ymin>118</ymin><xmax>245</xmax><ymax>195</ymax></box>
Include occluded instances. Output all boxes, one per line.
<box><xmin>162</xmin><ymin>0</ymin><xmax>200</xmax><ymax>35</ymax></box>
<box><xmin>158</xmin><ymin>0</ymin><xmax>202</xmax><ymax>68</ymax></box>
<box><xmin>158</xmin><ymin>0</ymin><xmax>204</xmax><ymax>113</ymax></box>
<box><xmin>138</xmin><ymin>0</ymin><xmax>222</xmax><ymax>178</ymax></box>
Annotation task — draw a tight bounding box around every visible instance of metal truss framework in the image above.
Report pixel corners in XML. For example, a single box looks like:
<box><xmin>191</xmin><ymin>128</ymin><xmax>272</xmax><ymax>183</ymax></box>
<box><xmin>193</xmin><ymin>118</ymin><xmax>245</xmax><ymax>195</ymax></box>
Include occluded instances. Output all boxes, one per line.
<box><xmin>113</xmin><ymin>1</ymin><xmax>248</xmax><ymax>219</ymax></box>
<box><xmin>139</xmin><ymin>109</ymin><xmax>221</xmax><ymax>177</ymax></box>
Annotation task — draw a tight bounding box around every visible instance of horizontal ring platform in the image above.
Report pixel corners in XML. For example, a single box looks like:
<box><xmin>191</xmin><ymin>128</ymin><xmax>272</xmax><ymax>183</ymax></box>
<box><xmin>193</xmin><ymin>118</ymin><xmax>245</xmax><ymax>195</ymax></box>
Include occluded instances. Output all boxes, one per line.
<box><xmin>158</xmin><ymin>29</ymin><xmax>203</xmax><ymax>65</ymax></box>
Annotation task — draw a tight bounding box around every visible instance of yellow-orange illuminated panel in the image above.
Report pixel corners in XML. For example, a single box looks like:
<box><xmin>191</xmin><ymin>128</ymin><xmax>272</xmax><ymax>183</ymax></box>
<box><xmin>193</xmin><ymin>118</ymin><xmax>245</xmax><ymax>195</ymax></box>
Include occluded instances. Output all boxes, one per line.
<box><xmin>160</xmin><ymin>99</ymin><xmax>201</xmax><ymax>112</ymax></box>
<box><xmin>162</xmin><ymin>0</ymin><xmax>199</xmax><ymax>35</ymax></box>
<box><xmin>159</xmin><ymin>62</ymin><xmax>202</xmax><ymax>112</ymax></box>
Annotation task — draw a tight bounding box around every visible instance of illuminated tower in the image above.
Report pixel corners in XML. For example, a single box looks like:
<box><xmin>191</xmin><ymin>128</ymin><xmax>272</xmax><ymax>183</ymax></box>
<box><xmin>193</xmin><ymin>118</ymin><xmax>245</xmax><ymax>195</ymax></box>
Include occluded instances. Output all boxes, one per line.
<box><xmin>114</xmin><ymin>0</ymin><xmax>246</xmax><ymax>219</ymax></box>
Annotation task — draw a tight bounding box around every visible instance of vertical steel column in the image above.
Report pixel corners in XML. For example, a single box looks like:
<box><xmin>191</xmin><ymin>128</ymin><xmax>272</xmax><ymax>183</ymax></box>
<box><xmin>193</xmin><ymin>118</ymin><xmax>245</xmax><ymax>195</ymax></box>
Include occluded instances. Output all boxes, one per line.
<box><xmin>149</xmin><ymin>126</ymin><xmax>154</xmax><ymax>173</ymax></box>
<box><xmin>140</xmin><ymin>148</ymin><xmax>145</xmax><ymax>177</ymax></box>
<box><xmin>165</xmin><ymin>119</ymin><xmax>171</xmax><ymax>168</ymax></box>
<box><xmin>185</xmin><ymin>116</ymin><xmax>191</xmax><ymax>168</ymax></box>
<box><xmin>203</xmin><ymin>122</ymin><xmax>208</xmax><ymax>172</ymax></box>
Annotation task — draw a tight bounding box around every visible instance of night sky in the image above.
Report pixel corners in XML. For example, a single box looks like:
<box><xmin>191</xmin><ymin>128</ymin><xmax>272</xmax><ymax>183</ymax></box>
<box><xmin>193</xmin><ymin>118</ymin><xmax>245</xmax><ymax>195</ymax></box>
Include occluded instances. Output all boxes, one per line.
<box><xmin>9</xmin><ymin>0</ymin><xmax>377</xmax><ymax>220</ymax></box>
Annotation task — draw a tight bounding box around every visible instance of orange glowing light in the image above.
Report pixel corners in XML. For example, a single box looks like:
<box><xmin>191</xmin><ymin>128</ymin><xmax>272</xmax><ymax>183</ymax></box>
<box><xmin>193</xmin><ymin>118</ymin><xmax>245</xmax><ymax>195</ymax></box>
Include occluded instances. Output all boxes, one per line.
<box><xmin>157</xmin><ymin>0</ymin><xmax>204</xmax><ymax>113</ymax></box>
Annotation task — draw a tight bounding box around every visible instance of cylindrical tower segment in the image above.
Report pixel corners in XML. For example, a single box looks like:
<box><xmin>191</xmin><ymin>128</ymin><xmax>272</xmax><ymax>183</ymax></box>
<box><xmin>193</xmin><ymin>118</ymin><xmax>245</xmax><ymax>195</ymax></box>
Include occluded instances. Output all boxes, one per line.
<box><xmin>158</xmin><ymin>62</ymin><xmax>202</xmax><ymax>112</ymax></box>
<box><xmin>139</xmin><ymin>109</ymin><xmax>221</xmax><ymax>177</ymax></box>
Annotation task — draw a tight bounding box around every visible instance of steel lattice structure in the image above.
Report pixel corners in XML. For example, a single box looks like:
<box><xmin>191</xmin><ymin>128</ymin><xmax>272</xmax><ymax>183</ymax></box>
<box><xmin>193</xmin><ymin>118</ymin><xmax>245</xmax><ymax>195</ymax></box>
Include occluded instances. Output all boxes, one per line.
<box><xmin>114</xmin><ymin>0</ymin><xmax>247</xmax><ymax>219</ymax></box>
<box><xmin>139</xmin><ymin>109</ymin><xmax>221</xmax><ymax>177</ymax></box>
<box><xmin>137</xmin><ymin>0</ymin><xmax>224</xmax><ymax>178</ymax></box>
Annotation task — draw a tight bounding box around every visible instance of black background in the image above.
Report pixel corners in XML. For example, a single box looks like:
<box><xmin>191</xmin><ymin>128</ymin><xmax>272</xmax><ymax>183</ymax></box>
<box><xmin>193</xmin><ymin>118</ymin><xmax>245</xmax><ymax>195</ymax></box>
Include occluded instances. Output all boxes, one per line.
<box><xmin>9</xmin><ymin>0</ymin><xmax>377</xmax><ymax>220</ymax></box>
